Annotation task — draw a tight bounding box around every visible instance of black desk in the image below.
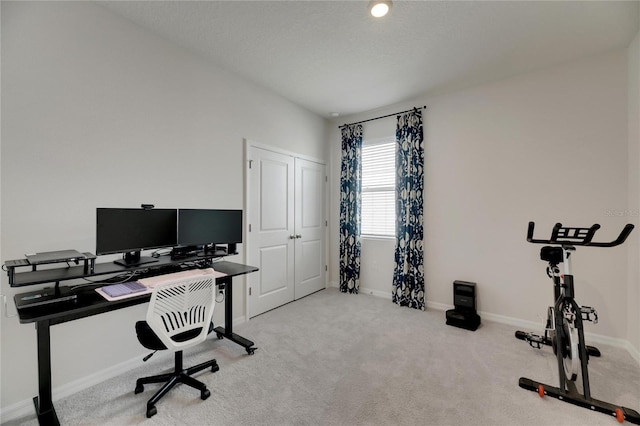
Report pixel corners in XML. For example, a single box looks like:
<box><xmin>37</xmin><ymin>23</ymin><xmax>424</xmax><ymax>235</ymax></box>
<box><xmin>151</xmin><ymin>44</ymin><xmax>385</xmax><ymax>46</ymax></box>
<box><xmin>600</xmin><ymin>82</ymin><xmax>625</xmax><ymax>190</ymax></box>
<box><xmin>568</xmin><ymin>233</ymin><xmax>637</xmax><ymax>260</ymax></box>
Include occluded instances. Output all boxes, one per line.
<box><xmin>12</xmin><ymin>257</ymin><xmax>258</xmax><ymax>426</ymax></box>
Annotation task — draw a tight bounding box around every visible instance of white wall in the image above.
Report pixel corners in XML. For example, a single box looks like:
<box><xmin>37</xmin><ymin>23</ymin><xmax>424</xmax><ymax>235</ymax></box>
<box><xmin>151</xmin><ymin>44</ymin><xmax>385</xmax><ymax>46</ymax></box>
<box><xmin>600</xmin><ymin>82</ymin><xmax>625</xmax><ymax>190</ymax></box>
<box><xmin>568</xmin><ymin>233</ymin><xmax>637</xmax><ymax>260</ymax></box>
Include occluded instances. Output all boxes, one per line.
<box><xmin>628</xmin><ymin>13</ymin><xmax>640</xmax><ymax>357</ymax></box>
<box><xmin>0</xmin><ymin>1</ymin><xmax>327</xmax><ymax>414</ymax></box>
<box><xmin>329</xmin><ymin>50</ymin><xmax>630</xmax><ymax>343</ymax></box>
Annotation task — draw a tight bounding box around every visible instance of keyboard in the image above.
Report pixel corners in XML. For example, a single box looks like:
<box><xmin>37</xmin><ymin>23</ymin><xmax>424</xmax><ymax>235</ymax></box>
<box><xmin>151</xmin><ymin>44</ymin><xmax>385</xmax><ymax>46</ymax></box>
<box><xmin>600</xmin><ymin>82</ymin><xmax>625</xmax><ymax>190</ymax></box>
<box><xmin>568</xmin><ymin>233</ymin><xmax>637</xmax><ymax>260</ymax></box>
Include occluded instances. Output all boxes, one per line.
<box><xmin>102</xmin><ymin>281</ymin><xmax>147</xmax><ymax>298</ymax></box>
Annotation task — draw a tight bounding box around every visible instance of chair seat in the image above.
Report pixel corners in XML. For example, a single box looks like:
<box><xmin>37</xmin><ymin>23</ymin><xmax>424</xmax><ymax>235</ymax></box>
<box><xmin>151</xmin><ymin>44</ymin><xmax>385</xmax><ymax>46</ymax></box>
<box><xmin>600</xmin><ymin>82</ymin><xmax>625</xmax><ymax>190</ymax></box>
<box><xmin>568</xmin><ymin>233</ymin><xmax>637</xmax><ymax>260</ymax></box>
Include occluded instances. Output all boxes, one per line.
<box><xmin>136</xmin><ymin>321</ymin><xmax>215</xmax><ymax>351</ymax></box>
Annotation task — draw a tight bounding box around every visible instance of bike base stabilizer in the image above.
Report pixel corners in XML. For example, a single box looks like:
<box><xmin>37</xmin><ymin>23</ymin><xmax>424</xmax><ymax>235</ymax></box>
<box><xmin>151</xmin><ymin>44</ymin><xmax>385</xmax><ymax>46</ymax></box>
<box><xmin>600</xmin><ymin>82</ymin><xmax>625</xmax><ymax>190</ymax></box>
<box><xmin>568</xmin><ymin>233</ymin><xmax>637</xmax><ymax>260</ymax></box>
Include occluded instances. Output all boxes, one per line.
<box><xmin>519</xmin><ymin>377</ymin><xmax>640</xmax><ymax>424</ymax></box>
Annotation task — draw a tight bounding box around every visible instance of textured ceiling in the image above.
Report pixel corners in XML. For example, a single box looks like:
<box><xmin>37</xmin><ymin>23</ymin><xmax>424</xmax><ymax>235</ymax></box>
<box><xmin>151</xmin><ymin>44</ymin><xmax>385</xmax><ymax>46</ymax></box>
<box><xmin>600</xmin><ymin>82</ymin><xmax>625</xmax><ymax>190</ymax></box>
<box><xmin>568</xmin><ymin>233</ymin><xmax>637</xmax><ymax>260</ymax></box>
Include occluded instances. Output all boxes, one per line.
<box><xmin>99</xmin><ymin>0</ymin><xmax>639</xmax><ymax>118</ymax></box>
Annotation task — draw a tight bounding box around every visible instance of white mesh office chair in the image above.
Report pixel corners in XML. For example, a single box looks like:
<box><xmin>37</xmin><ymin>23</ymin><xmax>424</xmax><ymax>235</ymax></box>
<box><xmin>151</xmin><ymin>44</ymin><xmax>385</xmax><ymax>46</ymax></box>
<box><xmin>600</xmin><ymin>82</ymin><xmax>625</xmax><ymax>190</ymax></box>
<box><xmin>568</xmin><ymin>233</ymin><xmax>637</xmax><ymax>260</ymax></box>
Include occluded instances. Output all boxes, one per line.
<box><xmin>134</xmin><ymin>273</ymin><xmax>218</xmax><ymax>418</ymax></box>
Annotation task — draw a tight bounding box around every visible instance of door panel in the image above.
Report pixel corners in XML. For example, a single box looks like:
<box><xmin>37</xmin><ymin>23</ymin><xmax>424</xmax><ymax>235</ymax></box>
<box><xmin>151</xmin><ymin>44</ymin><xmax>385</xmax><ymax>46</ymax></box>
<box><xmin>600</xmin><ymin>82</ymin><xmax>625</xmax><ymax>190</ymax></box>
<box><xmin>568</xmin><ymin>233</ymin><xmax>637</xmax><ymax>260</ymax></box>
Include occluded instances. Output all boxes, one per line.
<box><xmin>294</xmin><ymin>158</ymin><xmax>325</xmax><ymax>299</ymax></box>
<box><xmin>300</xmin><ymin>239</ymin><xmax>322</xmax><ymax>283</ymax></box>
<box><xmin>259</xmin><ymin>244</ymin><xmax>290</xmax><ymax>295</ymax></box>
<box><xmin>248</xmin><ymin>147</ymin><xmax>294</xmax><ymax>317</ymax></box>
<box><xmin>260</xmin><ymin>160</ymin><xmax>289</xmax><ymax>230</ymax></box>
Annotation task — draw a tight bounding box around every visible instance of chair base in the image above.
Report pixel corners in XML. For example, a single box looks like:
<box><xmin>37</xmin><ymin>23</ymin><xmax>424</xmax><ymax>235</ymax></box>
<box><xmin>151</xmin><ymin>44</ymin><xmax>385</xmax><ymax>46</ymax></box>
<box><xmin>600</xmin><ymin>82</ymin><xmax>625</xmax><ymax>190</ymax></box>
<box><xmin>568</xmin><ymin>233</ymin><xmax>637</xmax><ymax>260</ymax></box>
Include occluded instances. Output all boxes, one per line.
<box><xmin>135</xmin><ymin>351</ymin><xmax>219</xmax><ymax>418</ymax></box>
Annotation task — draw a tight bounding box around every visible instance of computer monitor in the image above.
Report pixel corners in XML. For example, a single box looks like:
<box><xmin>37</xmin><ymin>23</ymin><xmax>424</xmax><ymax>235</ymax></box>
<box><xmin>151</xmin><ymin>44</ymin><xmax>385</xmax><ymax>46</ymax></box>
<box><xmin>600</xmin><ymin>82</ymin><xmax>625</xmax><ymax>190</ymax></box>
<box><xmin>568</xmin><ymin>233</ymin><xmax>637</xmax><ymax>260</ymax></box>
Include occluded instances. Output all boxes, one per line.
<box><xmin>96</xmin><ymin>208</ymin><xmax>178</xmax><ymax>266</ymax></box>
<box><xmin>178</xmin><ymin>209</ymin><xmax>242</xmax><ymax>254</ymax></box>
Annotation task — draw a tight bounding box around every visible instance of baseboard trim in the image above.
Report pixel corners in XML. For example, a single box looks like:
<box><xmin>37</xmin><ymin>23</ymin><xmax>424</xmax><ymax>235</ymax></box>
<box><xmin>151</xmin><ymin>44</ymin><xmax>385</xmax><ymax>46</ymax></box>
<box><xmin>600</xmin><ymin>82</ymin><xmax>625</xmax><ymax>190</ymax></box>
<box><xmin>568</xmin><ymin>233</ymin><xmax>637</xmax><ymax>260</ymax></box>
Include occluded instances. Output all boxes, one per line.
<box><xmin>358</xmin><ymin>285</ymin><xmax>392</xmax><ymax>299</ymax></box>
<box><xmin>473</xmin><ymin>310</ymin><xmax>634</xmax><ymax>353</ymax></box>
<box><xmin>0</xmin><ymin>316</ymin><xmax>246</xmax><ymax>423</ymax></box>
<box><xmin>623</xmin><ymin>340</ymin><xmax>640</xmax><ymax>366</ymax></box>
<box><xmin>329</xmin><ymin>281</ymin><xmax>394</xmax><ymax>300</ymax></box>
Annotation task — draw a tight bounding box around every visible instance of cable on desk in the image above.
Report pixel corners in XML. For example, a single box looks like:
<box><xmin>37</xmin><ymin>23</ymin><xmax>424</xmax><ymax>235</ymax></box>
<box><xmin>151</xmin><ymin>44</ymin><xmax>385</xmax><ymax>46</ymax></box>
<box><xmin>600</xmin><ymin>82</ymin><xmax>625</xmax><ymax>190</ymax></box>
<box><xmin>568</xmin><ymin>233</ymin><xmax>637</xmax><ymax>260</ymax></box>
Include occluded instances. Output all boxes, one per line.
<box><xmin>151</xmin><ymin>248</ymin><xmax>173</xmax><ymax>258</ymax></box>
<box><xmin>73</xmin><ymin>270</ymin><xmax>140</xmax><ymax>290</ymax></box>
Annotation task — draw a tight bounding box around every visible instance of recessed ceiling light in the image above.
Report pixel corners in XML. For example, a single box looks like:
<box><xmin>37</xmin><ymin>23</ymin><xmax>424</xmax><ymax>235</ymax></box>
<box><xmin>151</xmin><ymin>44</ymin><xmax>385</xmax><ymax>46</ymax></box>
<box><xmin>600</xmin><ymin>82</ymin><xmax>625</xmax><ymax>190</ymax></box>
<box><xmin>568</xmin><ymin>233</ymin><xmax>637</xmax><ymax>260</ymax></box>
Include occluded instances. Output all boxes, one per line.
<box><xmin>330</xmin><ymin>112</ymin><xmax>340</xmax><ymax>117</ymax></box>
<box><xmin>369</xmin><ymin>1</ymin><xmax>392</xmax><ymax>18</ymax></box>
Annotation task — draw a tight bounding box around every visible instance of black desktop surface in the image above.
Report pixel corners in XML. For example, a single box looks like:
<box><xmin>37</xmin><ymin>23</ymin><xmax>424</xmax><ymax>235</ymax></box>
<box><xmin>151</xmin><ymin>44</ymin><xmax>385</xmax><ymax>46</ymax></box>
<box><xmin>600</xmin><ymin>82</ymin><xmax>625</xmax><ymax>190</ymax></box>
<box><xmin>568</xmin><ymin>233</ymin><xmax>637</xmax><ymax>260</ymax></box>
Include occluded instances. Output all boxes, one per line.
<box><xmin>14</xmin><ymin>284</ymin><xmax>151</xmax><ymax>325</ymax></box>
<box><xmin>14</xmin><ymin>257</ymin><xmax>257</xmax><ymax>325</ymax></box>
<box><xmin>11</xmin><ymin>252</ymin><xmax>195</xmax><ymax>287</ymax></box>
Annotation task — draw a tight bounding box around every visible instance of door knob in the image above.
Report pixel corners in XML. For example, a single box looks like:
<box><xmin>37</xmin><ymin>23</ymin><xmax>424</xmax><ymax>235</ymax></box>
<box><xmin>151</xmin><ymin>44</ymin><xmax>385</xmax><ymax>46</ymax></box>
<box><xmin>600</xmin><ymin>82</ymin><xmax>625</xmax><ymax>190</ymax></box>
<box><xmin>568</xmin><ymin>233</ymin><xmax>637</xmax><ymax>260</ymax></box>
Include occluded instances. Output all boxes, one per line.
<box><xmin>289</xmin><ymin>235</ymin><xmax>296</xmax><ymax>239</ymax></box>
<box><xmin>296</xmin><ymin>234</ymin><xmax>302</xmax><ymax>239</ymax></box>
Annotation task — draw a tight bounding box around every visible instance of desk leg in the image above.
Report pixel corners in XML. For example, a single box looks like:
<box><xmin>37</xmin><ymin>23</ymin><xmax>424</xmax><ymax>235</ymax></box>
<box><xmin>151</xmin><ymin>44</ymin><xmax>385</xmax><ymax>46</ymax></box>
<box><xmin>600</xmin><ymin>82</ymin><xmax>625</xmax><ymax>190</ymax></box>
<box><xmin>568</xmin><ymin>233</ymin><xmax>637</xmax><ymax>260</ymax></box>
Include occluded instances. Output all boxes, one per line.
<box><xmin>34</xmin><ymin>320</ymin><xmax>60</xmax><ymax>425</ymax></box>
<box><xmin>213</xmin><ymin>276</ymin><xmax>256</xmax><ymax>354</ymax></box>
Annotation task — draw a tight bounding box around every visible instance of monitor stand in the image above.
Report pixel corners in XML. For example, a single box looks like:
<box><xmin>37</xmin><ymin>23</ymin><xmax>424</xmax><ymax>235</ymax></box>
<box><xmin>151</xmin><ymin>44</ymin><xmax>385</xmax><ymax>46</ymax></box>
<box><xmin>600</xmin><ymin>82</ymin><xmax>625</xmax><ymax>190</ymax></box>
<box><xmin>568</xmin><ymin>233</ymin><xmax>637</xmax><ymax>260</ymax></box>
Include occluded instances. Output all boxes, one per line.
<box><xmin>113</xmin><ymin>251</ymin><xmax>158</xmax><ymax>267</ymax></box>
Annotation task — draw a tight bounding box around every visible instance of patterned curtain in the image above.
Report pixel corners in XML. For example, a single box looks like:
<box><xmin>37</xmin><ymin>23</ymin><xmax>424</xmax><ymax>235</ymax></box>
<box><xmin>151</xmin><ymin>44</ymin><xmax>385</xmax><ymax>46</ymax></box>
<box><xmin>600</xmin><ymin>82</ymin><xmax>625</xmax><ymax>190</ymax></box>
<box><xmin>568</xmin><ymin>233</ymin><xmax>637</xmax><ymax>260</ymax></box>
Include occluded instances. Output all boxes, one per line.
<box><xmin>339</xmin><ymin>124</ymin><xmax>363</xmax><ymax>293</ymax></box>
<box><xmin>392</xmin><ymin>109</ymin><xmax>425</xmax><ymax>309</ymax></box>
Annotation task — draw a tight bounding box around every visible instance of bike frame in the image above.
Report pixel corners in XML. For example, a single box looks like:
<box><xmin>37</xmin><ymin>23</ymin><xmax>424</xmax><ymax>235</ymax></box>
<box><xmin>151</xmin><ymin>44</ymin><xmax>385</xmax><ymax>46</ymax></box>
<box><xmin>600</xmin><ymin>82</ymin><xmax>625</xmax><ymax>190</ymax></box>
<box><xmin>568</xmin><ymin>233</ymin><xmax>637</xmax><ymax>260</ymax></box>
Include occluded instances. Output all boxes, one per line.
<box><xmin>554</xmin><ymin>245</ymin><xmax>592</xmax><ymax>398</ymax></box>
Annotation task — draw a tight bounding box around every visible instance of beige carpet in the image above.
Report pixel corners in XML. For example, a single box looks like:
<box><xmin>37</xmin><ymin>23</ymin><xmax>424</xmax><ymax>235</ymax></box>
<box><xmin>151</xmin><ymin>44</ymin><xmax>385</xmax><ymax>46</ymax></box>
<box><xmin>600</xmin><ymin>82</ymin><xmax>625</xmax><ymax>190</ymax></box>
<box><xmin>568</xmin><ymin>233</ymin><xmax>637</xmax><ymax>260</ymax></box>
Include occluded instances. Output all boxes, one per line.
<box><xmin>5</xmin><ymin>287</ymin><xmax>640</xmax><ymax>425</ymax></box>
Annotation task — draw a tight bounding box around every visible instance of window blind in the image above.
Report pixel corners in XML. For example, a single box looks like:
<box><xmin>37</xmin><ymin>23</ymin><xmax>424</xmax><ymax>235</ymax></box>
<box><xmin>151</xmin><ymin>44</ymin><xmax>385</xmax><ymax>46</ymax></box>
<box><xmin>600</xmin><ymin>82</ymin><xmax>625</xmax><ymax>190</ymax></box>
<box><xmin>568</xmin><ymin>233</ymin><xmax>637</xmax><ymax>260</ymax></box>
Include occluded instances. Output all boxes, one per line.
<box><xmin>361</xmin><ymin>140</ymin><xmax>395</xmax><ymax>236</ymax></box>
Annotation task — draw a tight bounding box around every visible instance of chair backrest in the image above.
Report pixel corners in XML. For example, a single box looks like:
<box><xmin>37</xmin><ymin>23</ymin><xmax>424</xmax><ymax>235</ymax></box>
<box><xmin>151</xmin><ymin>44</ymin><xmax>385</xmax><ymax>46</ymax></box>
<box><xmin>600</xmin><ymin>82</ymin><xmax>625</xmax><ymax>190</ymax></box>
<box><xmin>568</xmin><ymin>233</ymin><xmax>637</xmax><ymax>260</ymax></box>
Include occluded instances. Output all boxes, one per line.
<box><xmin>145</xmin><ymin>273</ymin><xmax>216</xmax><ymax>352</ymax></box>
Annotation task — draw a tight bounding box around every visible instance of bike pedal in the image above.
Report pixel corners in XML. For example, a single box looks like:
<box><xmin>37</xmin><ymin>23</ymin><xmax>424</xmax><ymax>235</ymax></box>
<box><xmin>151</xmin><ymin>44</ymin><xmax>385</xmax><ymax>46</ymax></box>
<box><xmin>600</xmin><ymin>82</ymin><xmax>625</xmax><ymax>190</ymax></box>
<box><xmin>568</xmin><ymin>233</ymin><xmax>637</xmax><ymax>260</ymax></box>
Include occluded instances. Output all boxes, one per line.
<box><xmin>524</xmin><ymin>333</ymin><xmax>544</xmax><ymax>349</ymax></box>
<box><xmin>581</xmin><ymin>306</ymin><xmax>598</xmax><ymax>324</ymax></box>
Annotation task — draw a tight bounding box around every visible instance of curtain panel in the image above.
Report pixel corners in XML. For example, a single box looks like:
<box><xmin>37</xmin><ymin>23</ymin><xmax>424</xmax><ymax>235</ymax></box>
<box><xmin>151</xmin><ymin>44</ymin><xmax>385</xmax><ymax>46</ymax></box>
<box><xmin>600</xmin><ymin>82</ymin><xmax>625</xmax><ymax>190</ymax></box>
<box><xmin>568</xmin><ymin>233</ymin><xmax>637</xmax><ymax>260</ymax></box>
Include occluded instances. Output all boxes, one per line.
<box><xmin>339</xmin><ymin>124</ymin><xmax>363</xmax><ymax>293</ymax></box>
<box><xmin>392</xmin><ymin>110</ymin><xmax>425</xmax><ymax>309</ymax></box>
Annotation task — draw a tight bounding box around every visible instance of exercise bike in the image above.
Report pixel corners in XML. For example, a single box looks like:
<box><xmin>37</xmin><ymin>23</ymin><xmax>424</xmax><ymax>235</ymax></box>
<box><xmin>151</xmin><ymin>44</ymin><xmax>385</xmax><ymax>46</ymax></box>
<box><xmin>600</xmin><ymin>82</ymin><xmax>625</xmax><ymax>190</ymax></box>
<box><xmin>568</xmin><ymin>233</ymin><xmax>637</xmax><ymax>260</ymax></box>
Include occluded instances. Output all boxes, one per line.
<box><xmin>516</xmin><ymin>246</ymin><xmax>602</xmax><ymax>358</ymax></box>
<box><xmin>518</xmin><ymin>221</ymin><xmax>639</xmax><ymax>424</ymax></box>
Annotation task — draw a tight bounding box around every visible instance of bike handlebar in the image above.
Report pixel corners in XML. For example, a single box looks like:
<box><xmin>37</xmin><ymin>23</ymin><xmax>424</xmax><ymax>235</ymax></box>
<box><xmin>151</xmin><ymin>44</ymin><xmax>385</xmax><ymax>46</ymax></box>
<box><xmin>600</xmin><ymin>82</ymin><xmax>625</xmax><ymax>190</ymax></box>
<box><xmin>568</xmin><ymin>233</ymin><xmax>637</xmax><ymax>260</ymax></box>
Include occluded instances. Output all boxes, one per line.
<box><xmin>527</xmin><ymin>221</ymin><xmax>634</xmax><ymax>247</ymax></box>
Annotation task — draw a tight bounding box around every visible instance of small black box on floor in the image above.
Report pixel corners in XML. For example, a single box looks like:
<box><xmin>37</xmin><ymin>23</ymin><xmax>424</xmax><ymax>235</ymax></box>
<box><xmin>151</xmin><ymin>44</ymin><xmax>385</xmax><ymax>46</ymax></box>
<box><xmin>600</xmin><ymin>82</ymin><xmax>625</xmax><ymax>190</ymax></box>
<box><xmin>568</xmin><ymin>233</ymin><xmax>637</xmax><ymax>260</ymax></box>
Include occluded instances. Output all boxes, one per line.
<box><xmin>446</xmin><ymin>309</ymin><xmax>481</xmax><ymax>331</ymax></box>
<box><xmin>446</xmin><ymin>280</ymin><xmax>481</xmax><ymax>331</ymax></box>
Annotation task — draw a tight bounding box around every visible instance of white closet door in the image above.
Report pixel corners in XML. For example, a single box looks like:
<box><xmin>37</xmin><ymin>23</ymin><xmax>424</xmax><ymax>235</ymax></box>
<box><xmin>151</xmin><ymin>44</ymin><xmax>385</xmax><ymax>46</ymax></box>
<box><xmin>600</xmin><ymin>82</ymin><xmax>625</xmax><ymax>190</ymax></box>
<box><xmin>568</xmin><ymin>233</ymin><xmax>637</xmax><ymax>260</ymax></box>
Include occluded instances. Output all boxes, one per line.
<box><xmin>247</xmin><ymin>147</ymin><xmax>295</xmax><ymax>317</ymax></box>
<box><xmin>294</xmin><ymin>158</ymin><xmax>326</xmax><ymax>299</ymax></box>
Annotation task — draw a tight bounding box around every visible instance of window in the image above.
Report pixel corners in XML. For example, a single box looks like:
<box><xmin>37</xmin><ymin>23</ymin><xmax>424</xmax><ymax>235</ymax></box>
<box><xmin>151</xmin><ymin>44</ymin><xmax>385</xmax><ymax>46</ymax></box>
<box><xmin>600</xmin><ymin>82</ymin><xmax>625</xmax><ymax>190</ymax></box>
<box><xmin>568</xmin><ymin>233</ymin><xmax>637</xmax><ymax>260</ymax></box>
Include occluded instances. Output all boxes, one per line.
<box><xmin>361</xmin><ymin>138</ymin><xmax>395</xmax><ymax>237</ymax></box>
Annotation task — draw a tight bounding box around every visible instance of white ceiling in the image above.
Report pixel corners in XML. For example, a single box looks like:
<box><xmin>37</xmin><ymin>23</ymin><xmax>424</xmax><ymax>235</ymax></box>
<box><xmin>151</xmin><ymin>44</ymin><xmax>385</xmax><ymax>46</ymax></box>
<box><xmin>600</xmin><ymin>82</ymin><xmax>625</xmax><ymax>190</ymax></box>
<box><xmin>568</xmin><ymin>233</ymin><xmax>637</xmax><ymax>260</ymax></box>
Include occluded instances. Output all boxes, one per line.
<box><xmin>99</xmin><ymin>0</ymin><xmax>639</xmax><ymax>118</ymax></box>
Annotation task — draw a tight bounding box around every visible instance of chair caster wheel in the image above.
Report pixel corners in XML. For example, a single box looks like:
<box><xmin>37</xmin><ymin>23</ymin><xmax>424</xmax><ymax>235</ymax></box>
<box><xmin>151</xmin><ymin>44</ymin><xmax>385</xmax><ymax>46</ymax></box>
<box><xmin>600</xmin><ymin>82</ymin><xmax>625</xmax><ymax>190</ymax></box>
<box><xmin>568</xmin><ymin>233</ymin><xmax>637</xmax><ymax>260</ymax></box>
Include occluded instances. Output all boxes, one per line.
<box><xmin>146</xmin><ymin>406</ymin><xmax>157</xmax><ymax>418</ymax></box>
<box><xmin>201</xmin><ymin>389</ymin><xmax>211</xmax><ymax>400</ymax></box>
<box><xmin>216</xmin><ymin>332</ymin><xmax>224</xmax><ymax>340</ymax></box>
<box><xmin>211</xmin><ymin>362</ymin><xmax>220</xmax><ymax>372</ymax></box>
<box><xmin>246</xmin><ymin>347</ymin><xmax>256</xmax><ymax>355</ymax></box>
<box><xmin>134</xmin><ymin>384</ymin><xmax>144</xmax><ymax>394</ymax></box>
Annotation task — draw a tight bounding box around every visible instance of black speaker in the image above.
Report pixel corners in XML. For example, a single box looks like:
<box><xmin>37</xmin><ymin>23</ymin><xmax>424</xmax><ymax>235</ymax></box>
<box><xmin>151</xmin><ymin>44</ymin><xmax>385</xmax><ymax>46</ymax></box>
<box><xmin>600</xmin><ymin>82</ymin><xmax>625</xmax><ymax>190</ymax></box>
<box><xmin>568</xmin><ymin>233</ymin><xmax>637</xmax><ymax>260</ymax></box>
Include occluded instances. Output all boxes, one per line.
<box><xmin>453</xmin><ymin>280</ymin><xmax>476</xmax><ymax>311</ymax></box>
<box><xmin>446</xmin><ymin>280</ymin><xmax>480</xmax><ymax>331</ymax></box>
